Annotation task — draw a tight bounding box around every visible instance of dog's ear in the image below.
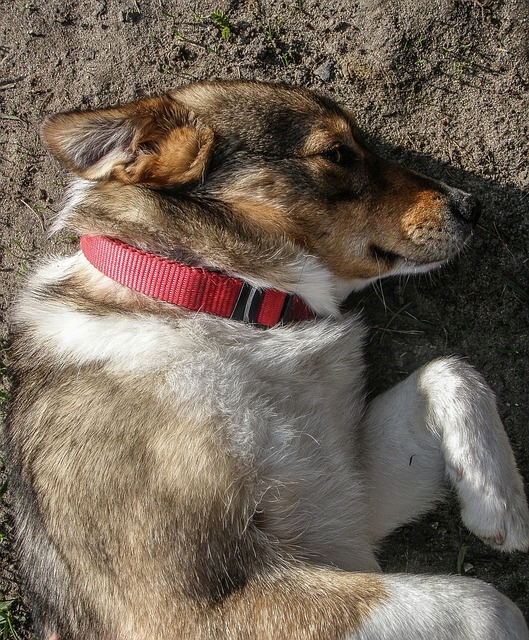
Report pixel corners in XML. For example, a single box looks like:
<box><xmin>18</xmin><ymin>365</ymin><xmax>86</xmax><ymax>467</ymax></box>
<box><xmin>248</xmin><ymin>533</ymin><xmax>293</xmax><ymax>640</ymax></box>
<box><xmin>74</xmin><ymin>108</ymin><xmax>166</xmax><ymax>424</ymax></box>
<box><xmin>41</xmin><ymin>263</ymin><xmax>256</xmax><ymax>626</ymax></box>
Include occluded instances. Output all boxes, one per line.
<box><xmin>41</xmin><ymin>95</ymin><xmax>214</xmax><ymax>188</ymax></box>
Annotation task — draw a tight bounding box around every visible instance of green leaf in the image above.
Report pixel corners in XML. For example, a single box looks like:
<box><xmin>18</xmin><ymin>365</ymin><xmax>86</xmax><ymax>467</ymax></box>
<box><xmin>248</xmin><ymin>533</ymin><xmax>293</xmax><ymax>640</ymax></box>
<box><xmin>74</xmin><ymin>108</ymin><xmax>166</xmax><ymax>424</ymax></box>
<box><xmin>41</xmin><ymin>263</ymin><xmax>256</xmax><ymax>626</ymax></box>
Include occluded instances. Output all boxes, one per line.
<box><xmin>0</xmin><ymin>601</ymin><xmax>14</xmax><ymax>613</ymax></box>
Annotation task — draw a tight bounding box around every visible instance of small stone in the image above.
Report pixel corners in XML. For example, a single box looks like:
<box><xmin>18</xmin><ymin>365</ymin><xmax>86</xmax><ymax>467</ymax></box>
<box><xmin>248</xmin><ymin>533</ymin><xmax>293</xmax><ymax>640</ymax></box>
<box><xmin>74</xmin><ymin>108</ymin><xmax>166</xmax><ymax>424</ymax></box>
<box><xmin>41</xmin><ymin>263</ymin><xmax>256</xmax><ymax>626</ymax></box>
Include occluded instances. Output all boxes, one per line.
<box><xmin>463</xmin><ymin>562</ymin><xmax>474</xmax><ymax>573</ymax></box>
<box><xmin>94</xmin><ymin>0</ymin><xmax>107</xmax><ymax>17</ymax></box>
<box><xmin>120</xmin><ymin>8</ymin><xmax>141</xmax><ymax>24</ymax></box>
<box><xmin>517</xmin><ymin>167</ymin><xmax>529</xmax><ymax>189</ymax></box>
<box><xmin>314</xmin><ymin>61</ymin><xmax>334</xmax><ymax>82</ymax></box>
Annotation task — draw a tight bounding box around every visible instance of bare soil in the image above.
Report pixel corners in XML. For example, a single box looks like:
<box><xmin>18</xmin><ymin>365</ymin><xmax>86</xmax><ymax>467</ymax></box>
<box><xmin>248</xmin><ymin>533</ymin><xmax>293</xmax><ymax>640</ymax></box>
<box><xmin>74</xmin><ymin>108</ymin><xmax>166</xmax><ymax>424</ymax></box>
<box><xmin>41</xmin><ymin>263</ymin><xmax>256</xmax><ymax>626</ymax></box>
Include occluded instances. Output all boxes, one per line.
<box><xmin>1</xmin><ymin>0</ymin><xmax>528</xmax><ymax>636</ymax></box>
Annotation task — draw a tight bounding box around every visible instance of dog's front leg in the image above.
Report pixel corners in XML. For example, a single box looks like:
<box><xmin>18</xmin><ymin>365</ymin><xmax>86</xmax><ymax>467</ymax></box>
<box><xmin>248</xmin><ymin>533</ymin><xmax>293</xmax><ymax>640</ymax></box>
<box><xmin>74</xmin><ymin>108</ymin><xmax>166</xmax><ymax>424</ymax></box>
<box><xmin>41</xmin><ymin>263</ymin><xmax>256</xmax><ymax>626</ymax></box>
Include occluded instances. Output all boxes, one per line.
<box><xmin>357</xmin><ymin>357</ymin><xmax>529</xmax><ymax>549</ymax></box>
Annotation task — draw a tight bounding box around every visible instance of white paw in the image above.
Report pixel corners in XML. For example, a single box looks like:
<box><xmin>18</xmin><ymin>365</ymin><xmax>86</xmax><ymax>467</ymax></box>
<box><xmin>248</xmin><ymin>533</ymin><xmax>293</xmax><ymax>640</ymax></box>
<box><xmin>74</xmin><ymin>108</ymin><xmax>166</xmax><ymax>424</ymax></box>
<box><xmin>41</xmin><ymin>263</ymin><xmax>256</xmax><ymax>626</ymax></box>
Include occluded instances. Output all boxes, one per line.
<box><xmin>448</xmin><ymin>463</ymin><xmax>529</xmax><ymax>552</ymax></box>
<box><xmin>420</xmin><ymin>357</ymin><xmax>529</xmax><ymax>553</ymax></box>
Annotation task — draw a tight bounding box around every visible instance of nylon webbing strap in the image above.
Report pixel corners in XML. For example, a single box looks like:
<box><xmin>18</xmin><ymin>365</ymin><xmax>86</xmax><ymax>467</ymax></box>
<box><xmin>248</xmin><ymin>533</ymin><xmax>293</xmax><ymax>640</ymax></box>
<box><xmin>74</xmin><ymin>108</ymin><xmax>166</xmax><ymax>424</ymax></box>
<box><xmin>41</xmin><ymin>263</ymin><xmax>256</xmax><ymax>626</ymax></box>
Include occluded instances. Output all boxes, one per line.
<box><xmin>80</xmin><ymin>235</ymin><xmax>315</xmax><ymax>328</ymax></box>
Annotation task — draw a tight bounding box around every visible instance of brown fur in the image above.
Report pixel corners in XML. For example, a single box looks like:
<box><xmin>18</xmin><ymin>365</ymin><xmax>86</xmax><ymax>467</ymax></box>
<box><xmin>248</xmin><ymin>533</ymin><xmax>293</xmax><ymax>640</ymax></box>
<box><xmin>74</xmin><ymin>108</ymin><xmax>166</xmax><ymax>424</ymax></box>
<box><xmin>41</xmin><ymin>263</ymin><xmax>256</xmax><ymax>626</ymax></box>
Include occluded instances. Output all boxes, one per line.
<box><xmin>42</xmin><ymin>82</ymin><xmax>472</xmax><ymax>287</ymax></box>
<box><xmin>10</xmin><ymin>343</ymin><xmax>386</xmax><ymax>639</ymax></box>
<box><xmin>6</xmin><ymin>81</ymin><xmax>480</xmax><ymax>639</ymax></box>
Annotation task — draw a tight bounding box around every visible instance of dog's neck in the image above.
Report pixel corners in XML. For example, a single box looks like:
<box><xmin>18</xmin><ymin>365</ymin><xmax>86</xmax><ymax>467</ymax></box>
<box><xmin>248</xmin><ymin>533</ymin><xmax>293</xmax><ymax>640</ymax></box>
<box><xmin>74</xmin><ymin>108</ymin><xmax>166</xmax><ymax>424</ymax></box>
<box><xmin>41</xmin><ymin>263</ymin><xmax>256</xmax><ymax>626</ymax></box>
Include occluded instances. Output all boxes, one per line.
<box><xmin>80</xmin><ymin>235</ymin><xmax>316</xmax><ymax>328</ymax></box>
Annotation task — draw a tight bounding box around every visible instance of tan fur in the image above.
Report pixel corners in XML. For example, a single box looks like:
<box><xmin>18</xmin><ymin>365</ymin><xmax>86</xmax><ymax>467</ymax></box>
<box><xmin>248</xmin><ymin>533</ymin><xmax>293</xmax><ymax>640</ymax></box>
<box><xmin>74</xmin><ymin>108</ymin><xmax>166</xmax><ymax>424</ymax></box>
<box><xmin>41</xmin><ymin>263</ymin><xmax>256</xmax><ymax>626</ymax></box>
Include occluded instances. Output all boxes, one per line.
<box><xmin>42</xmin><ymin>96</ymin><xmax>214</xmax><ymax>186</ymax></box>
<box><xmin>43</xmin><ymin>85</ymin><xmax>467</xmax><ymax>285</ymax></box>
<box><xmin>8</xmin><ymin>81</ymin><xmax>527</xmax><ymax>640</ymax></box>
<box><xmin>113</xmin><ymin>125</ymin><xmax>214</xmax><ymax>187</ymax></box>
<box><xmin>222</xmin><ymin>569</ymin><xmax>388</xmax><ymax>640</ymax></box>
<box><xmin>11</xmin><ymin>329</ymin><xmax>386</xmax><ymax>639</ymax></box>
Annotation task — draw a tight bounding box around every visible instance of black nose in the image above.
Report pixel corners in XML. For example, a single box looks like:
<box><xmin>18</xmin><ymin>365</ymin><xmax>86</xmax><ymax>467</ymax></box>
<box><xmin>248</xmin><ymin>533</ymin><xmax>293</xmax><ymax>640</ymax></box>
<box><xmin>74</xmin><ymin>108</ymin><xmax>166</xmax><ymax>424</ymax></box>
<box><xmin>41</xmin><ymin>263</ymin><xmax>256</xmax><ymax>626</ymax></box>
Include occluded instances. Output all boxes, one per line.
<box><xmin>451</xmin><ymin>193</ymin><xmax>481</xmax><ymax>226</ymax></box>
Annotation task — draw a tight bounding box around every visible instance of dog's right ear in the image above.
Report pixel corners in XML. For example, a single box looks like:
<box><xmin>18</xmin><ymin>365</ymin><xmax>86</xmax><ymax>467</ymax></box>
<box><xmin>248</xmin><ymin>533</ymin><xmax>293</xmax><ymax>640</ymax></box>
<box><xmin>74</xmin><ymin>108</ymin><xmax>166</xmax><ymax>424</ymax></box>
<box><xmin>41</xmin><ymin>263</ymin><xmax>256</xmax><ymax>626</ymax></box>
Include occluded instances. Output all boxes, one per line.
<box><xmin>41</xmin><ymin>95</ymin><xmax>214</xmax><ymax>188</ymax></box>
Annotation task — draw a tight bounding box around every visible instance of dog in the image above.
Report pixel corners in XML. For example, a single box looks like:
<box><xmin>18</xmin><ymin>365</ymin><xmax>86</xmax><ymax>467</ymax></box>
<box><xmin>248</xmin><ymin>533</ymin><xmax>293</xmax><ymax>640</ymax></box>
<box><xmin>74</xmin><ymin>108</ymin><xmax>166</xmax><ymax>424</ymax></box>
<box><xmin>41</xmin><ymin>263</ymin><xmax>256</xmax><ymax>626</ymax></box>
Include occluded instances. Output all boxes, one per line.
<box><xmin>6</xmin><ymin>80</ymin><xmax>529</xmax><ymax>639</ymax></box>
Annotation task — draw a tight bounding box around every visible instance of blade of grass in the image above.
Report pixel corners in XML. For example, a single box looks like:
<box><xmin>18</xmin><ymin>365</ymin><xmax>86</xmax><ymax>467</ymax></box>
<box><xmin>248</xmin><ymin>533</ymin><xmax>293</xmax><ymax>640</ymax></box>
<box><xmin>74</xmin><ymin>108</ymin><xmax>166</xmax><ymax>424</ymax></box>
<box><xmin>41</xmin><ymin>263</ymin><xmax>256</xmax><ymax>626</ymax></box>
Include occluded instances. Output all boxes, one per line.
<box><xmin>456</xmin><ymin>543</ymin><xmax>468</xmax><ymax>574</ymax></box>
<box><xmin>501</xmin><ymin>275</ymin><xmax>528</xmax><ymax>301</ymax></box>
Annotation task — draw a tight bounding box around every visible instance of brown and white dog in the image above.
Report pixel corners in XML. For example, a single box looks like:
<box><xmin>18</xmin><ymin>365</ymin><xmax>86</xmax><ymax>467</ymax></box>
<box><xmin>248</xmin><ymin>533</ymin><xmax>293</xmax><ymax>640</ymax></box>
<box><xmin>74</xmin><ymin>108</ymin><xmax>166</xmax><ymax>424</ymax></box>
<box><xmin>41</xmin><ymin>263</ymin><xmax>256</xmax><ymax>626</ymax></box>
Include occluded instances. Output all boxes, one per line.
<box><xmin>6</xmin><ymin>81</ymin><xmax>529</xmax><ymax>639</ymax></box>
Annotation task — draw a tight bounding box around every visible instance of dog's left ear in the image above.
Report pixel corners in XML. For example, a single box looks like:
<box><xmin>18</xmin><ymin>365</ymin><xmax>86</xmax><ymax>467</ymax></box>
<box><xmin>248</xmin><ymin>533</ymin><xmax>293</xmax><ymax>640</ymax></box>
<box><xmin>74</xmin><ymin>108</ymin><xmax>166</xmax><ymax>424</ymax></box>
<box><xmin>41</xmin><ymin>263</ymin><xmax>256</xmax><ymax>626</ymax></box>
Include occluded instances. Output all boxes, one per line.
<box><xmin>41</xmin><ymin>95</ymin><xmax>214</xmax><ymax>188</ymax></box>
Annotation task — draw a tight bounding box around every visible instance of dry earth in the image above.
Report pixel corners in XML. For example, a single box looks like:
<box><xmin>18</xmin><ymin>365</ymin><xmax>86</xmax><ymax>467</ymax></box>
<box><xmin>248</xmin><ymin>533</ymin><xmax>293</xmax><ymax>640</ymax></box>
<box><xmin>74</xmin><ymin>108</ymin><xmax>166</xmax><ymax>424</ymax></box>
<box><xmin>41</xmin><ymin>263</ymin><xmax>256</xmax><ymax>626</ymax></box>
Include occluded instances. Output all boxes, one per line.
<box><xmin>1</xmin><ymin>0</ymin><xmax>528</xmax><ymax>636</ymax></box>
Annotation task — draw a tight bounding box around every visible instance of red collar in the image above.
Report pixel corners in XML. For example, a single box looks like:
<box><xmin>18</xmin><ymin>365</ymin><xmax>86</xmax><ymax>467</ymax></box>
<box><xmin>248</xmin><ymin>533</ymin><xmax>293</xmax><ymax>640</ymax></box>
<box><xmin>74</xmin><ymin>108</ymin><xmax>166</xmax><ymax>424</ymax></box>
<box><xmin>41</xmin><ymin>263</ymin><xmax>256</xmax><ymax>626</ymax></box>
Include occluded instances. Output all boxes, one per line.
<box><xmin>80</xmin><ymin>235</ymin><xmax>316</xmax><ymax>328</ymax></box>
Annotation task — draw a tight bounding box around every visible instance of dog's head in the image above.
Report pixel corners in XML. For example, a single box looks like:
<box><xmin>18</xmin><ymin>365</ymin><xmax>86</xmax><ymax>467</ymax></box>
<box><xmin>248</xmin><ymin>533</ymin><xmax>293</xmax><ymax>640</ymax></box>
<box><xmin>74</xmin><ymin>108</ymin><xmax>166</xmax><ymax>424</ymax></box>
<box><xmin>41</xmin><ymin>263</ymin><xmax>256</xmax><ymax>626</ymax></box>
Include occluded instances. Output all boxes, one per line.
<box><xmin>42</xmin><ymin>81</ymin><xmax>479</xmax><ymax>314</ymax></box>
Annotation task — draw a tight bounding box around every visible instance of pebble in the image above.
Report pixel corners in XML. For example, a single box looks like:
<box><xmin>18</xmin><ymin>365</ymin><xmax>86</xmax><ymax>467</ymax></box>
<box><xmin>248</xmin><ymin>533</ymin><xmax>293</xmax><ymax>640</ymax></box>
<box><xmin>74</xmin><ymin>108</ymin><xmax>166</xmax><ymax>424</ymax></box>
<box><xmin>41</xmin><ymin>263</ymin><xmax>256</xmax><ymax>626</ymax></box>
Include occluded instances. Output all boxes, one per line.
<box><xmin>314</xmin><ymin>60</ymin><xmax>334</xmax><ymax>82</ymax></box>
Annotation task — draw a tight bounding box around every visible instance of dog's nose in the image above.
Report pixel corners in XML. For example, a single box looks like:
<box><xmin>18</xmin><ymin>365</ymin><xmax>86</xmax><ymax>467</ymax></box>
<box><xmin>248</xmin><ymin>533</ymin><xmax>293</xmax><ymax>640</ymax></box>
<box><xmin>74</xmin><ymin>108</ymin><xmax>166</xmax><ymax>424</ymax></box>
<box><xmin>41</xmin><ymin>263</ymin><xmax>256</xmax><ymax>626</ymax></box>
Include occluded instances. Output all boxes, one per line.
<box><xmin>450</xmin><ymin>192</ymin><xmax>481</xmax><ymax>226</ymax></box>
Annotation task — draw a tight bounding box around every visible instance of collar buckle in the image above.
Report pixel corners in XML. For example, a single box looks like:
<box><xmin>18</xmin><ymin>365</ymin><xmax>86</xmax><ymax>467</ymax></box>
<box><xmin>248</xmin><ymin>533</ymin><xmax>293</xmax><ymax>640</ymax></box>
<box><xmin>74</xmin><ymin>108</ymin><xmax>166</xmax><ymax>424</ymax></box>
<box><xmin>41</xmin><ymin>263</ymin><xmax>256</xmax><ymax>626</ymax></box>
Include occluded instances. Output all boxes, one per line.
<box><xmin>230</xmin><ymin>283</ymin><xmax>265</xmax><ymax>325</ymax></box>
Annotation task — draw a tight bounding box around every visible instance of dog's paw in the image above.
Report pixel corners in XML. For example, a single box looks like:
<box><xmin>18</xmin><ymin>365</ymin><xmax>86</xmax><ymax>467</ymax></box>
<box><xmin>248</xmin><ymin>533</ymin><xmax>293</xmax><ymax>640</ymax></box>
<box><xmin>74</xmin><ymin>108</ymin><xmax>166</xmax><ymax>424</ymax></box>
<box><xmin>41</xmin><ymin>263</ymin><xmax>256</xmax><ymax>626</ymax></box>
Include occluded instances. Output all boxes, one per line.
<box><xmin>450</xmin><ymin>464</ymin><xmax>529</xmax><ymax>552</ymax></box>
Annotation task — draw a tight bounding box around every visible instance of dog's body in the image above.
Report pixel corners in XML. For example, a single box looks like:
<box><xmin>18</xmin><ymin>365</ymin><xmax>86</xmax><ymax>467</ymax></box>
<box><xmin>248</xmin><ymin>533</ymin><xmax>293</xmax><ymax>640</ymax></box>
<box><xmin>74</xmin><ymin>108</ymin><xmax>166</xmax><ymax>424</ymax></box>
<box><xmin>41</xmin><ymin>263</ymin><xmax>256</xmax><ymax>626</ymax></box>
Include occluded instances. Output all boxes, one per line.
<box><xmin>6</xmin><ymin>81</ymin><xmax>529</xmax><ymax>639</ymax></box>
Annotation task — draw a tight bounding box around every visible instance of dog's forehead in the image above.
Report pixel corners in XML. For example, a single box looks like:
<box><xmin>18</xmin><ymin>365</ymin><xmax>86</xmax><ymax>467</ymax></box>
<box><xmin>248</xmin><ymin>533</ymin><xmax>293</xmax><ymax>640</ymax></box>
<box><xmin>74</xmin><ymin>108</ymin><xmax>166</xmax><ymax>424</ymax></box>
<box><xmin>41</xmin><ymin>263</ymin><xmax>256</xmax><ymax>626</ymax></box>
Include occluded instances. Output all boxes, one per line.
<box><xmin>170</xmin><ymin>82</ymin><xmax>355</xmax><ymax>153</ymax></box>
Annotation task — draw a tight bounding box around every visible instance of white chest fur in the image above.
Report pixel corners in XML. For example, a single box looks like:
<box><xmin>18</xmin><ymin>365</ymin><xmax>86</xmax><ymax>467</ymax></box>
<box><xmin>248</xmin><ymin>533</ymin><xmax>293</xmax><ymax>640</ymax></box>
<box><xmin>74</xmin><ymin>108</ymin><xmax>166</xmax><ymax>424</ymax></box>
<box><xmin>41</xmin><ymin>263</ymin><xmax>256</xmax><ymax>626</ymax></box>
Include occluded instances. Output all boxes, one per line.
<box><xmin>14</xmin><ymin>254</ymin><xmax>375</xmax><ymax>570</ymax></box>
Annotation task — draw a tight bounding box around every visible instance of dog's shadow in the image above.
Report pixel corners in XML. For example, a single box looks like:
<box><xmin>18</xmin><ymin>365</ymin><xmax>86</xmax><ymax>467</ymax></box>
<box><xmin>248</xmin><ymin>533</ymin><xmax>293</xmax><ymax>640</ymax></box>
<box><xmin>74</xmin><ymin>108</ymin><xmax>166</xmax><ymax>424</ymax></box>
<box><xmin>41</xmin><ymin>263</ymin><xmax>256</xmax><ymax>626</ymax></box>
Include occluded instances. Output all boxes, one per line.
<box><xmin>343</xmin><ymin>138</ymin><xmax>529</xmax><ymax>614</ymax></box>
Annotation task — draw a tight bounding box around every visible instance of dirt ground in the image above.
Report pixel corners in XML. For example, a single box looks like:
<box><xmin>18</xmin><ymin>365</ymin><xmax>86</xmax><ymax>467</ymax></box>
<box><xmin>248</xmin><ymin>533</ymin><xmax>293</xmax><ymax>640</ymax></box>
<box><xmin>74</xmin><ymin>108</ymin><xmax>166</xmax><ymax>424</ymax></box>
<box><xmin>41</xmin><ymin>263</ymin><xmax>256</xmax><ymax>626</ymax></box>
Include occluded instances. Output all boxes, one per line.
<box><xmin>1</xmin><ymin>0</ymin><xmax>528</xmax><ymax>636</ymax></box>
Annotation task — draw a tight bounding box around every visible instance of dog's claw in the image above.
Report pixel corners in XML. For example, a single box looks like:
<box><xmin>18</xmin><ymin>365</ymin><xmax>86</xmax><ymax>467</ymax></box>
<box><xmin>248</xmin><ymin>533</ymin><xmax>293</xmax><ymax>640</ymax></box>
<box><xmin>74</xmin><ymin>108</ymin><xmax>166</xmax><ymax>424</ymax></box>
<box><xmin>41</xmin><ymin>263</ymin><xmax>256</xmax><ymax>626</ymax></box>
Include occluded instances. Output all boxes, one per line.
<box><xmin>460</xmin><ymin>486</ymin><xmax>529</xmax><ymax>552</ymax></box>
<box><xmin>446</xmin><ymin>465</ymin><xmax>464</xmax><ymax>482</ymax></box>
<box><xmin>484</xmin><ymin>533</ymin><xmax>505</xmax><ymax>546</ymax></box>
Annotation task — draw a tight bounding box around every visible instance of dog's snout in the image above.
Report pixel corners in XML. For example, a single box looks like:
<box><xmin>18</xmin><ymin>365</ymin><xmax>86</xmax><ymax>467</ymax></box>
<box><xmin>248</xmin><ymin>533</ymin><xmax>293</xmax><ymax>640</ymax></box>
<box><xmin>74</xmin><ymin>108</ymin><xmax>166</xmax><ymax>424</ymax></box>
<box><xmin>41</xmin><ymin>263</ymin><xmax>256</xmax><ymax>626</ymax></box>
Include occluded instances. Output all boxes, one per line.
<box><xmin>450</xmin><ymin>192</ymin><xmax>481</xmax><ymax>226</ymax></box>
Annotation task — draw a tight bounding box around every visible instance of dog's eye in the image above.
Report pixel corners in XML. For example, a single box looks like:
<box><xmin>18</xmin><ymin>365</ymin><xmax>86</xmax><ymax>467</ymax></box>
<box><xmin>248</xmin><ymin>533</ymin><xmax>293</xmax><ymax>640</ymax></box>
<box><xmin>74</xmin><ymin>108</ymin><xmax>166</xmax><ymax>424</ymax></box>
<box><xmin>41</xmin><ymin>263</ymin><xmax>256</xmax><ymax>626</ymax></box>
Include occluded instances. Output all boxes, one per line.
<box><xmin>321</xmin><ymin>145</ymin><xmax>355</xmax><ymax>166</ymax></box>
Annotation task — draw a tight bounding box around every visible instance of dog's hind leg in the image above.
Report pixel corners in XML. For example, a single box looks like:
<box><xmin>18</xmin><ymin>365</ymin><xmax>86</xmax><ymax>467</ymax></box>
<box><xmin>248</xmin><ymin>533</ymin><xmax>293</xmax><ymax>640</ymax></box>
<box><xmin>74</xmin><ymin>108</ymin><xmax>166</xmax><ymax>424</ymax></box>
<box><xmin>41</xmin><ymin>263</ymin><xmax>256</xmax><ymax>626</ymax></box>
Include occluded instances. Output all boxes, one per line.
<box><xmin>348</xmin><ymin>572</ymin><xmax>529</xmax><ymax>640</ymax></box>
<box><xmin>357</xmin><ymin>357</ymin><xmax>529</xmax><ymax>550</ymax></box>
<box><xmin>43</xmin><ymin>566</ymin><xmax>529</xmax><ymax>640</ymax></box>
